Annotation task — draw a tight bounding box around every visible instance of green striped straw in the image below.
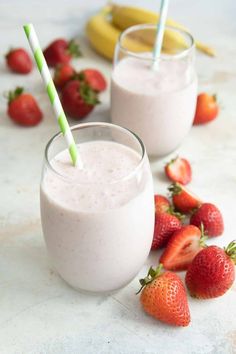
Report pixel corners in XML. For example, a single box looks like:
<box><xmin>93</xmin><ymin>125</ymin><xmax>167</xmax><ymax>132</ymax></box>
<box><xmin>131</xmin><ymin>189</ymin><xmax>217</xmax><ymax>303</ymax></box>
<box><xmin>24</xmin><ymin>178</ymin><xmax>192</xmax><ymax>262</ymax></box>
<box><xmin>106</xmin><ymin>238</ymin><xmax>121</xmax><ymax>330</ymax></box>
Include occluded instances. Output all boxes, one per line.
<box><xmin>23</xmin><ymin>23</ymin><xmax>83</xmax><ymax>168</ymax></box>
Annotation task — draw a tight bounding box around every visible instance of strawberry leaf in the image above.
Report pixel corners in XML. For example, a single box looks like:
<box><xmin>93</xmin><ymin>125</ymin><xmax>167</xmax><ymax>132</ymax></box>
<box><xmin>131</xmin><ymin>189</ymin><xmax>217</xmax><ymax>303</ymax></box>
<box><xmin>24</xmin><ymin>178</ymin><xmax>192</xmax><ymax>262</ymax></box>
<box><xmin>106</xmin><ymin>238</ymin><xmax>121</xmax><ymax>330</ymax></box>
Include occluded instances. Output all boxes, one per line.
<box><xmin>68</xmin><ymin>39</ymin><xmax>82</xmax><ymax>58</ymax></box>
<box><xmin>136</xmin><ymin>264</ymin><xmax>163</xmax><ymax>294</ymax></box>
<box><xmin>8</xmin><ymin>87</ymin><xmax>24</xmax><ymax>103</ymax></box>
<box><xmin>79</xmin><ymin>83</ymin><xmax>100</xmax><ymax>106</ymax></box>
<box><xmin>168</xmin><ymin>206</ymin><xmax>185</xmax><ymax>220</ymax></box>
<box><xmin>168</xmin><ymin>182</ymin><xmax>182</xmax><ymax>196</ymax></box>
<box><xmin>77</xmin><ymin>71</ymin><xmax>85</xmax><ymax>81</ymax></box>
<box><xmin>224</xmin><ymin>240</ymin><xmax>236</xmax><ymax>264</ymax></box>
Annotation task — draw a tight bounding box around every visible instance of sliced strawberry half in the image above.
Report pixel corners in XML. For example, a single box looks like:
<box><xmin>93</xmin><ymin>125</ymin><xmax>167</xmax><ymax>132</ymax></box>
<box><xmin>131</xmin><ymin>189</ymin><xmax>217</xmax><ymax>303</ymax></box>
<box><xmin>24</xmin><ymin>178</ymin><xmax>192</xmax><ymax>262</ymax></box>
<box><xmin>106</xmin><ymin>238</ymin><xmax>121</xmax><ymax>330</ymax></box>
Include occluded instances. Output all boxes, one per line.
<box><xmin>160</xmin><ymin>225</ymin><xmax>206</xmax><ymax>271</ymax></box>
<box><xmin>165</xmin><ymin>157</ymin><xmax>192</xmax><ymax>185</ymax></box>
<box><xmin>168</xmin><ymin>182</ymin><xmax>202</xmax><ymax>214</ymax></box>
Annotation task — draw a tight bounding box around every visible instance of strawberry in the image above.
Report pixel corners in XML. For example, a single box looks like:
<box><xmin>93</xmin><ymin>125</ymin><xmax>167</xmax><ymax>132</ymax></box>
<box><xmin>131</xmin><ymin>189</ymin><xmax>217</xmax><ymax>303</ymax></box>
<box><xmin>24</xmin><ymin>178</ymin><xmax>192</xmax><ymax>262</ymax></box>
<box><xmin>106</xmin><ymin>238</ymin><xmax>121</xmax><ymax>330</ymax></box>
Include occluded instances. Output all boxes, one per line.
<box><xmin>185</xmin><ymin>241</ymin><xmax>236</xmax><ymax>299</ymax></box>
<box><xmin>193</xmin><ymin>93</ymin><xmax>219</xmax><ymax>125</ymax></box>
<box><xmin>154</xmin><ymin>195</ymin><xmax>170</xmax><ymax>214</ymax></box>
<box><xmin>43</xmin><ymin>39</ymin><xmax>82</xmax><ymax>67</ymax></box>
<box><xmin>165</xmin><ymin>156</ymin><xmax>192</xmax><ymax>185</ymax></box>
<box><xmin>53</xmin><ymin>63</ymin><xmax>75</xmax><ymax>89</ymax></box>
<box><xmin>151</xmin><ymin>212</ymin><xmax>182</xmax><ymax>250</ymax></box>
<box><xmin>61</xmin><ymin>79</ymin><xmax>99</xmax><ymax>120</ymax></box>
<box><xmin>7</xmin><ymin>87</ymin><xmax>43</xmax><ymax>126</ymax></box>
<box><xmin>138</xmin><ymin>264</ymin><xmax>190</xmax><ymax>326</ymax></box>
<box><xmin>160</xmin><ymin>225</ymin><xmax>206</xmax><ymax>271</ymax></box>
<box><xmin>78</xmin><ymin>69</ymin><xmax>107</xmax><ymax>92</ymax></box>
<box><xmin>6</xmin><ymin>48</ymin><xmax>32</xmax><ymax>74</ymax></box>
<box><xmin>190</xmin><ymin>203</ymin><xmax>224</xmax><ymax>237</ymax></box>
<box><xmin>169</xmin><ymin>182</ymin><xmax>202</xmax><ymax>214</ymax></box>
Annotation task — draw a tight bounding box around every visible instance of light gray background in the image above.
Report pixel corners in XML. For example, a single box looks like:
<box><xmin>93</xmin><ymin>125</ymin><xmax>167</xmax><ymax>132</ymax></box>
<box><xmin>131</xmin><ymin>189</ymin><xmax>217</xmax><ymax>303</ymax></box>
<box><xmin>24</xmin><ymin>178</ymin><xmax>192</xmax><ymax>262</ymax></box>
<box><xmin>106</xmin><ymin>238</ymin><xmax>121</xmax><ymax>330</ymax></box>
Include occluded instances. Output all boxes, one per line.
<box><xmin>0</xmin><ymin>1</ymin><xmax>236</xmax><ymax>353</ymax></box>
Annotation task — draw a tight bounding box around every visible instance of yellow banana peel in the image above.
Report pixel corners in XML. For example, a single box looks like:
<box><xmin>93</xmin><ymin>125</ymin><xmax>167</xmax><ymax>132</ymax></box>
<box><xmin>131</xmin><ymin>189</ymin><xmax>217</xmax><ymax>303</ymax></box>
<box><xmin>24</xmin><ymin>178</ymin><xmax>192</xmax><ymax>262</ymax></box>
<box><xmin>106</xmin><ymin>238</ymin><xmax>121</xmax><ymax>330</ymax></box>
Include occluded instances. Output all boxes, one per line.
<box><xmin>85</xmin><ymin>5</ymin><xmax>215</xmax><ymax>61</ymax></box>
<box><xmin>86</xmin><ymin>9</ymin><xmax>152</xmax><ymax>61</ymax></box>
<box><xmin>111</xmin><ymin>4</ymin><xmax>215</xmax><ymax>57</ymax></box>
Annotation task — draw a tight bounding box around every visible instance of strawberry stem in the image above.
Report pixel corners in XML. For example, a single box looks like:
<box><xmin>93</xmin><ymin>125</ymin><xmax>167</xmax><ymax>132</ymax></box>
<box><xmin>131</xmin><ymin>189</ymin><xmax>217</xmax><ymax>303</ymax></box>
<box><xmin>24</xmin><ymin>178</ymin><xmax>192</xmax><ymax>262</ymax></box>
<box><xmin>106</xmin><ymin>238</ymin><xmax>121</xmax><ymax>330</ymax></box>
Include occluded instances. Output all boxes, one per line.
<box><xmin>168</xmin><ymin>205</ymin><xmax>185</xmax><ymax>220</ymax></box>
<box><xmin>136</xmin><ymin>264</ymin><xmax>163</xmax><ymax>295</ymax></box>
<box><xmin>166</xmin><ymin>155</ymin><xmax>178</xmax><ymax>167</ymax></box>
<box><xmin>168</xmin><ymin>182</ymin><xmax>182</xmax><ymax>196</ymax></box>
<box><xmin>224</xmin><ymin>240</ymin><xmax>236</xmax><ymax>264</ymax></box>
<box><xmin>199</xmin><ymin>223</ymin><xmax>208</xmax><ymax>247</ymax></box>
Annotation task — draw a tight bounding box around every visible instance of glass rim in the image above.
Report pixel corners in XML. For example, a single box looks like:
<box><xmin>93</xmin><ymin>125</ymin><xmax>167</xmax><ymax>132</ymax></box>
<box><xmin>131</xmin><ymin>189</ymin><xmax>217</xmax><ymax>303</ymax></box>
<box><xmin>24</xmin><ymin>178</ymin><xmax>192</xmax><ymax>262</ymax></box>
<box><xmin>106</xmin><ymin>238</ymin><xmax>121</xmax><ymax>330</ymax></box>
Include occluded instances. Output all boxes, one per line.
<box><xmin>118</xmin><ymin>24</ymin><xmax>195</xmax><ymax>61</ymax></box>
<box><xmin>44</xmin><ymin>122</ymin><xmax>146</xmax><ymax>185</ymax></box>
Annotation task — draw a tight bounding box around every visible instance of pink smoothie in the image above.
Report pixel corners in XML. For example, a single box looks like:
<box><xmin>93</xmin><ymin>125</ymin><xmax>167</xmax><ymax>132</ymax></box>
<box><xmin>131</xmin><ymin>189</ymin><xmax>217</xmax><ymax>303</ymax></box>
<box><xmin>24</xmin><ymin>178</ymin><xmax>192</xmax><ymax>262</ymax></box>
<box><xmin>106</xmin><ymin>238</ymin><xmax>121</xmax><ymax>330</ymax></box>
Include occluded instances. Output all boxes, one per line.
<box><xmin>40</xmin><ymin>141</ymin><xmax>154</xmax><ymax>292</ymax></box>
<box><xmin>111</xmin><ymin>56</ymin><xmax>198</xmax><ymax>156</ymax></box>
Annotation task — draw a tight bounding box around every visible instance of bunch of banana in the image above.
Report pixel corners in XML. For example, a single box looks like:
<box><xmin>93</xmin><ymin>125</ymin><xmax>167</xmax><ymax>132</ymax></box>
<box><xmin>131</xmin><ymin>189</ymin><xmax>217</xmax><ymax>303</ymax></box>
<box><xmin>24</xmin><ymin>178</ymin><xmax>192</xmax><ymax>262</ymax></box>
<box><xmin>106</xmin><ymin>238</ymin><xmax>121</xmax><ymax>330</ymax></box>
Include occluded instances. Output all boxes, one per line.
<box><xmin>85</xmin><ymin>6</ymin><xmax>151</xmax><ymax>61</ymax></box>
<box><xmin>85</xmin><ymin>4</ymin><xmax>215</xmax><ymax>61</ymax></box>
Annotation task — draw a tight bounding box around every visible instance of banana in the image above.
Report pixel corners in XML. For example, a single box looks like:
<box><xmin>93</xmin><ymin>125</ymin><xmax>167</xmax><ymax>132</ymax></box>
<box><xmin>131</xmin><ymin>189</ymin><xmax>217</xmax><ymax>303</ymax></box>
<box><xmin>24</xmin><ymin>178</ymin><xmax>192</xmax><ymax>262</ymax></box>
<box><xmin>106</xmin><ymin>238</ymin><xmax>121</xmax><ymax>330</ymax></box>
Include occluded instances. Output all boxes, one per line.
<box><xmin>86</xmin><ymin>11</ymin><xmax>120</xmax><ymax>61</ymax></box>
<box><xmin>111</xmin><ymin>5</ymin><xmax>215</xmax><ymax>57</ymax></box>
<box><xmin>86</xmin><ymin>8</ymin><xmax>152</xmax><ymax>61</ymax></box>
<box><xmin>126</xmin><ymin>25</ymin><xmax>187</xmax><ymax>53</ymax></box>
<box><xmin>111</xmin><ymin>5</ymin><xmax>186</xmax><ymax>31</ymax></box>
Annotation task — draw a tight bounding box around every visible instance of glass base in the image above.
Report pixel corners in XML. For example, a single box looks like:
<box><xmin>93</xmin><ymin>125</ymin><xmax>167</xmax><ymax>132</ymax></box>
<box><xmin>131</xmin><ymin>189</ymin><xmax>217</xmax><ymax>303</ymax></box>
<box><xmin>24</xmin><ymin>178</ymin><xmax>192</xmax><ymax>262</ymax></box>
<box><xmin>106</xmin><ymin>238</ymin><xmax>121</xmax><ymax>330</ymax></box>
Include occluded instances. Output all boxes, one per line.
<box><xmin>61</xmin><ymin>275</ymin><xmax>132</xmax><ymax>296</ymax></box>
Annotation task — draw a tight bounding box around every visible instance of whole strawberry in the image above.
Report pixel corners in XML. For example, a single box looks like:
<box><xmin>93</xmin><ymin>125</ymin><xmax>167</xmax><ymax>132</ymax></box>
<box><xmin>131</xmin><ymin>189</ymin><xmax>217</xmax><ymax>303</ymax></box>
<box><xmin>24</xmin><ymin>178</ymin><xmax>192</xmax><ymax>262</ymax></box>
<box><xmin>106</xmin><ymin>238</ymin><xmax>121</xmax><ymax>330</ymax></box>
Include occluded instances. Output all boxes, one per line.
<box><xmin>6</xmin><ymin>48</ymin><xmax>32</xmax><ymax>74</ymax></box>
<box><xmin>154</xmin><ymin>195</ymin><xmax>170</xmax><ymax>214</ymax></box>
<box><xmin>138</xmin><ymin>264</ymin><xmax>190</xmax><ymax>326</ymax></box>
<box><xmin>186</xmin><ymin>241</ymin><xmax>236</xmax><ymax>299</ymax></box>
<box><xmin>193</xmin><ymin>93</ymin><xmax>219</xmax><ymax>125</ymax></box>
<box><xmin>190</xmin><ymin>203</ymin><xmax>224</xmax><ymax>237</ymax></box>
<box><xmin>169</xmin><ymin>182</ymin><xmax>202</xmax><ymax>214</ymax></box>
<box><xmin>53</xmin><ymin>63</ymin><xmax>75</xmax><ymax>89</ymax></box>
<box><xmin>43</xmin><ymin>38</ymin><xmax>82</xmax><ymax>67</ymax></box>
<box><xmin>7</xmin><ymin>87</ymin><xmax>43</xmax><ymax>126</ymax></box>
<box><xmin>78</xmin><ymin>69</ymin><xmax>107</xmax><ymax>92</ymax></box>
<box><xmin>151</xmin><ymin>212</ymin><xmax>182</xmax><ymax>250</ymax></box>
<box><xmin>61</xmin><ymin>79</ymin><xmax>99</xmax><ymax>119</ymax></box>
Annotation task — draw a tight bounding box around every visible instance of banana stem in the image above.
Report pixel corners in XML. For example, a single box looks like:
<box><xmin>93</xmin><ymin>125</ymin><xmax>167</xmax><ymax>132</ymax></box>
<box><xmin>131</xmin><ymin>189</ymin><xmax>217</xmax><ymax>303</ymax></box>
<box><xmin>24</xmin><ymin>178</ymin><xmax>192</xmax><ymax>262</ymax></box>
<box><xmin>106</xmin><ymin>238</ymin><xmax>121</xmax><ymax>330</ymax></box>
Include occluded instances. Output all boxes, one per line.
<box><xmin>195</xmin><ymin>40</ymin><xmax>216</xmax><ymax>57</ymax></box>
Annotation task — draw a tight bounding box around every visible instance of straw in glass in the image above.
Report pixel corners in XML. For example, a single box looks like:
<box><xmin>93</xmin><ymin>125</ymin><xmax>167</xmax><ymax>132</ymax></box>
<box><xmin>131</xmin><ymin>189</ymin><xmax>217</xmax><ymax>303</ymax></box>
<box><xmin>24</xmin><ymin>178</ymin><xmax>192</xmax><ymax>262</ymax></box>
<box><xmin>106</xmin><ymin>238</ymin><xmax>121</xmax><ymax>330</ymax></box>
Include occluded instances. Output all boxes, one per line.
<box><xmin>152</xmin><ymin>0</ymin><xmax>169</xmax><ymax>71</ymax></box>
<box><xmin>23</xmin><ymin>23</ymin><xmax>83</xmax><ymax>168</ymax></box>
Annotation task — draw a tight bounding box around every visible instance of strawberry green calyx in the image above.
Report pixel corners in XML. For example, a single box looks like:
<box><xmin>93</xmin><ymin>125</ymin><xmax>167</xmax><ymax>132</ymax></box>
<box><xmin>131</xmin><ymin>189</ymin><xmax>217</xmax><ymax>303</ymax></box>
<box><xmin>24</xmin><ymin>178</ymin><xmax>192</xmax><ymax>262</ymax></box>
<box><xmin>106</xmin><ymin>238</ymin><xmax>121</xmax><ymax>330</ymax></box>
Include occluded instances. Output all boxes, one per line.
<box><xmin>8</xmin><ymin>87</ymin><xmax>24</xmax><ymax>104</ymax></box>
<box><xmin>167</xmin><ymin>205</ymin><xmax>185</xmax><ymax>220</ymax></box>
<box><xmin>224</xmin><ymin>240</ymin><xmax>236</xmax><ymax>264</ymax></box>
<box><xmin>67</xmin><ymin>39</ymin><xmax>82</xmax><ymax>58</ymax></box>
<box><xmin>137</xmin><ymin>264</ymin><xmax>163</xmax><ymax>294</ymax></box>
<box><xmin>199</xmin><ymin>223</ymin><xmax>208</xmax><ymax>248</ymax></box>
<box><xmin>168</xmin><ymin>182</ymin><xmax>182</xmax><ymax>196</ymax></box>
<box><xmin>79</xmin><ymin>83</ymin><xmax>100</xmax><ymax>106</ymax></box>
<box><xmin>189</xmin><ymin>207</ymin><xmax>199</xmax><ymax>217</ymax></box>
<box><xmin>213</xmin><ymin>94</ymin><xmax>217</xmax><ymax>102</ymax></box>
<box><xmin>77</xmin><ymin>71</ymin><xmax>85</xmax><ymax>81</ymax></box>
<box><xmin>5</xmin><ymin>47</ymin><xmax>14</xmax><ymax>59</ymax></box>
<box><xmin>166</xmin><ymin>156</ymin><xmax>178</xmax><ymax>167</ymax></box>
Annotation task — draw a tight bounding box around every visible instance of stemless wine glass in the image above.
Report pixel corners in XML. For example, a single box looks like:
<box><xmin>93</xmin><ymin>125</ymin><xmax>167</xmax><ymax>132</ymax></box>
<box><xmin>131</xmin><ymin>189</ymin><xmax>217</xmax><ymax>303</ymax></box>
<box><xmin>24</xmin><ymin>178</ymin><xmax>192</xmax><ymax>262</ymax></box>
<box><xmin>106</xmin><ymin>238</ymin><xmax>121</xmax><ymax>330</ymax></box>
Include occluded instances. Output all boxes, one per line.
<box><xmin>111</xmin><ymin>24</ymin><xmax>198</xmax><ymax>156</ymax></box>
<box><xmin>40</xmin><ymin>122</ymin><xmax>154</xmax><ymax>293</ymax></box>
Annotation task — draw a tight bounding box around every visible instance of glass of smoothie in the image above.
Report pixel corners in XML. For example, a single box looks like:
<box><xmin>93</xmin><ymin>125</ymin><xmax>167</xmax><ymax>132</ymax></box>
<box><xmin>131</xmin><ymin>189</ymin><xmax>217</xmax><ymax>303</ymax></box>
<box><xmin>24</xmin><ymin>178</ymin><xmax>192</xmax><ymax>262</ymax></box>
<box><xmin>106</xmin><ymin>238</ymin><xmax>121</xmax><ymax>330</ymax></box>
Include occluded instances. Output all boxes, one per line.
<box><xmin>111</xmin><ymin>24</ymin><xmax>198</xmax><ymax>156</ymax></box>
<box><xmin>40</xmin><ymin>122</ymin><xmax>154</xmax><ymax>293</ymax></box>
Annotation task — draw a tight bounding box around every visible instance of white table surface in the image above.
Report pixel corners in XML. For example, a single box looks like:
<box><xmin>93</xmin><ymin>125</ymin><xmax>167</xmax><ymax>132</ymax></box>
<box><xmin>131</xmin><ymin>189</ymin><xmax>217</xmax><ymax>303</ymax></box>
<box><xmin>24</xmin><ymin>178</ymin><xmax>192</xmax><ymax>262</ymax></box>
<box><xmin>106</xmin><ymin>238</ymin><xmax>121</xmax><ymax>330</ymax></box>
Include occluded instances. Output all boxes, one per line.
<box><xmin>0</xmin><ymin>0</ymin><xmax>236</xmax><ymax>353</ymax></box>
